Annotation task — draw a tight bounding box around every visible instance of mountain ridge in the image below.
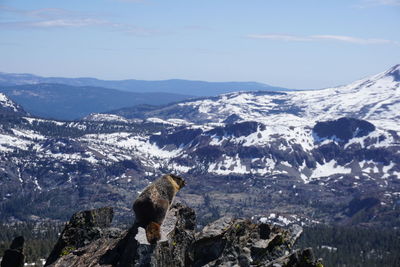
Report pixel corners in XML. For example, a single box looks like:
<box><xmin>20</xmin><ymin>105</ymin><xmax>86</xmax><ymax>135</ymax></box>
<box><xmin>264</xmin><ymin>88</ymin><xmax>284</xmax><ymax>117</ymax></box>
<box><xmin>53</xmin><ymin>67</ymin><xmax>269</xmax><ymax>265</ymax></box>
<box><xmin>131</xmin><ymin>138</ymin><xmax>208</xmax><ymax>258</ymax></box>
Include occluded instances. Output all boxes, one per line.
<box><xmin>0</xmin><ymin>72</ymin><xmax>290</xmax><ymax>96</ymax></box>
<box><xmin>0</xmin><ymin>83</ymin><xmax>194</xmax><ymax>120</ymax></box>
<box><xmin>0</xmin><ymin>65</ymin><xmax>399</xmax><ymax>232</ymax></box>
<box><xmin>105</xmin><ymin>64</ymin><xmax>400</xmax><ymax>131</ymax></box>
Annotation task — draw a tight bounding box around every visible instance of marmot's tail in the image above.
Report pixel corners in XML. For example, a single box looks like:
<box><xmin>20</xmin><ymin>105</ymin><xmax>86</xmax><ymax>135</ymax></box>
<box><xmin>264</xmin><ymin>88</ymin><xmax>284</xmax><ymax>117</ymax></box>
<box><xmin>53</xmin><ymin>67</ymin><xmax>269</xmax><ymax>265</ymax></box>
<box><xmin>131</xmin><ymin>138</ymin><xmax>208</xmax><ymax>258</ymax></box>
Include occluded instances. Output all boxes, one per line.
<box><xmin>146</xmin><ymin>221</ymin><xmax>161</xmax><ymax>244</ymax></box>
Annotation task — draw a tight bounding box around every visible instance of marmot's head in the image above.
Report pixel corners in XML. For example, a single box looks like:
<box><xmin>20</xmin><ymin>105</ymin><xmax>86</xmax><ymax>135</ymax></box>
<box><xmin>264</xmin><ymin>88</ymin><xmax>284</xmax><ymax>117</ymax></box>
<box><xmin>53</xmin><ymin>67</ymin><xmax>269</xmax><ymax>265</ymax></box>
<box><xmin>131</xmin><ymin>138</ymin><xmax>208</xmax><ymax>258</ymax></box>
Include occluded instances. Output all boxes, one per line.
<box><xmin>169</xmin><ymin>174</ymin><xmax>186</xmax><ymax>189</ymax></box>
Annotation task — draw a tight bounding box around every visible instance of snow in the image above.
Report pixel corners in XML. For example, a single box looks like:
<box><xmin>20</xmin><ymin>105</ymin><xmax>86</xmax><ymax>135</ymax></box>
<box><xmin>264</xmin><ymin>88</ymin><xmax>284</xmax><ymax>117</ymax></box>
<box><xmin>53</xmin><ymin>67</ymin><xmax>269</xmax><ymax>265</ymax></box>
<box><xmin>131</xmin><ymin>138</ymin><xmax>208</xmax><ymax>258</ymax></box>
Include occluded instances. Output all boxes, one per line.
<box><xmin>344</xmin><ymin>128</ymin><xmax>395</xmax><ymax>149</ymax></box>
<box><xmin>146</xmin><ymin>117</ymin><xmax>172</xmax><ymax>124</ymax></box>
<box><xmin>259</xmin><ymin>213</ymin><xmax>296</xmax><ymax>226</ymax></box>
<box><xmin>11</xmin><ymin>128</ymin><xmax>46</xmax><ymax>141</ymax></box>
<box><xmin>277</xmin><ymin>215</ymin><xmax>291</xmax><ymax>225</ymax></box>
<box><xmin>208</xmin><ymin>154</ymin><xmax>248</xmax><ymax>175</ymax></box>
<box><xmin>0</xmin><ymin>67</ymin><xmax>397</xmax><ymax>184</ymax></box>
<box><xmin>67</xmin><ymin>122</ymin><xmax>86</xmax><ymax>130</ymax></box>
<box><xmin>146</xmin><ymin>117</ymin><xmax>192</xmax><ymax>126</ymax></box>
<box><xmin>166</xmin><ymin>118</ymin><xmax>192</xmax><ymax>126</ymax></box>
<box><xmin>175</xmin><ymin>66</ymin><xmax>400</xmax><ymax>131</ymax></box>
<box><xmin>0</xmin><ymin>133</ymin><xmax>32</xmax><ymax>152</ymax></box>
<box><xmin>310</xmin><ymin>160</ymin><xmax>352</xmax><ymax>180</ymax></box>
<box><xmin>0</xmin><ymin>93</ymin><xmax>19</xmax><ymax>112</ymax></box>
<box><xmin>80</xmin><ymin>132</ymin><xmax>187</xmax><ymax>171</ymax></box>
<box><xmin>23</xmin><ymin>117</ymin><xmax>65</xmax><ymax>126</ymax></box>
<box><xmin>33</xmin><ymin>178</ymin><xmax>42</xmax><ymax>191</ymax></box>
<box><xmin>84</xmin><ymin>113</ymin><xmax>128</xmax><ymax>123</ymax></box>
<box><xmin>286</xmin><ymin>70</ymin><xmax>400</xmax><ymax>131</ymax></box>
<box><xmin>209</xmin><ymin>123</ymin><xmax>314</xmax><ymax>152</ymax></box>
<box><xmin>320</xmin><ymin>245</ymin><xmax>337</xmax><ymax>252</ymax></box>
<box><xmin>170</xmin><ymin>163</ymin><xmax>191</xmax><ymax>173</ymax></box>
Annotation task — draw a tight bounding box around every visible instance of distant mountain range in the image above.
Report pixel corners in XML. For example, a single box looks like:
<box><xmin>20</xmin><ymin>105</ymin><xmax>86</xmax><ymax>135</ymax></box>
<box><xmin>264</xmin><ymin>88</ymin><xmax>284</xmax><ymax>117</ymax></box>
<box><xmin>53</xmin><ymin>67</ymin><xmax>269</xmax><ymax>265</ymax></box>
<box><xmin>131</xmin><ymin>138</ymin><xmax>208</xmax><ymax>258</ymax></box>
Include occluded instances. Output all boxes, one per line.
<box><xmin>0</xmin><ymin>72</ymin><xmax>291</xmax><ymax>120</ymax></box>
<box><xmin>0</xmin><ymin>83</ymin><xmax>193</xmax><ymax>120</ymax></box>
<box><xmin>0</xmin><ymin>72</ymin><xmax>290</xmax><ymax>96</ymax></box>
<box><xmin>108</xmin><ymin>64</ymin><xmax>400</xmax><ymax>131</ymax></box>
<box><xmin>0</xmin><ymin>64</ymin><xmax>399</xmax><ymax>229</ymax></box>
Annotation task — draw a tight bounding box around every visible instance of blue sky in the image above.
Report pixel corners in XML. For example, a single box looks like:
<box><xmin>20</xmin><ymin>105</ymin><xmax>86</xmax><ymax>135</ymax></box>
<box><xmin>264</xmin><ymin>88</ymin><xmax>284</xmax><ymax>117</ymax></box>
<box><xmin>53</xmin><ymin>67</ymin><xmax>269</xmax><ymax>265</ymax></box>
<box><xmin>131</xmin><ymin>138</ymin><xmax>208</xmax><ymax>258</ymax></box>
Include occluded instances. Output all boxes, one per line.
<box><xmin>0</xmin><ymin>0</ymin><xmax>399</xmax><ymax>89</ymax></box>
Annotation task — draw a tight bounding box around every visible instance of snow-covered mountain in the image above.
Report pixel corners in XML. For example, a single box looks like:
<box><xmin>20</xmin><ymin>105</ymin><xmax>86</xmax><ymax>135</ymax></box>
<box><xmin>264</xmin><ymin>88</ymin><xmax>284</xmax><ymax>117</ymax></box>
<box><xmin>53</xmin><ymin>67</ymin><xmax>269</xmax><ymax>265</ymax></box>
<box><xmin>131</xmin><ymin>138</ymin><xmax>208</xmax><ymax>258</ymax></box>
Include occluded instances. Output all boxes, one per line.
<box><xmin>0</xmin><ymin>66</ymin><xmax>399</xmax><ymax>228</ymax></box>
<box><xmin>112</xmin><ymin>64</ymin><xmax>400</xmax><ymax>131</ymax></box>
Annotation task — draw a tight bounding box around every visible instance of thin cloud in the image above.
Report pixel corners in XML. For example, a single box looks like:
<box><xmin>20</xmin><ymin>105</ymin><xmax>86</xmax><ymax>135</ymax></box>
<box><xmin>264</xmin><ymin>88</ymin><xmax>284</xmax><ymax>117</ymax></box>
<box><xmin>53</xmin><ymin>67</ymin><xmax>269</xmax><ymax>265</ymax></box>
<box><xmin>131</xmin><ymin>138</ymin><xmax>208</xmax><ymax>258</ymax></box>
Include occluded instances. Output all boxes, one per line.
<box><xmin>1</xmin><ymin>19</ymin><xmax>106</xmax><ymax>28</ymax></box>
<box><xmin>0</xmin><ymin>18</ymin><xmax>105</xmax><ymax>29</ymax></box>
<box><xmin>247</xmin><ymin>34</ymin><xmax>311</xmax><ymax>42</ymax></box>
<box><xmin>0</xmin><ymin>19</ymin><xmax>160</xmax><ymax>36</ymax></box>
<box><xmin>247</xmin><ymin>34</ymin><xmax>399</xmax><ymax>46</ymax></box>
<box><xmin>312</xmin><ymin>35</ymin><xmax>394</xmax><ymax>45</ymax></box>
<box><xmin>0</xmin><ymin>6</ymin><xmax>83</xmax><ymax>19</ymax></box>
<box><xmin>0</xmin><ymin>5</ymin><xmax>160</xmax><ymax>36</ymax></box>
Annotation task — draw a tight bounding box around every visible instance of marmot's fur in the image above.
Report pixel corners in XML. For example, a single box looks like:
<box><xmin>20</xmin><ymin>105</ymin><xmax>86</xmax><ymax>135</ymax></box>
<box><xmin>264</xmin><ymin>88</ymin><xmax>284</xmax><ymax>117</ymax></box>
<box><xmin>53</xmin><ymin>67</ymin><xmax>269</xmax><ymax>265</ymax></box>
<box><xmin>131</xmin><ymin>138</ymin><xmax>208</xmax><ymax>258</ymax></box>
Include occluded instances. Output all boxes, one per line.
<box><xmin>133</xmin><ymin>174</ymin><xmax>185</xmax><ymax>244</ymax></box>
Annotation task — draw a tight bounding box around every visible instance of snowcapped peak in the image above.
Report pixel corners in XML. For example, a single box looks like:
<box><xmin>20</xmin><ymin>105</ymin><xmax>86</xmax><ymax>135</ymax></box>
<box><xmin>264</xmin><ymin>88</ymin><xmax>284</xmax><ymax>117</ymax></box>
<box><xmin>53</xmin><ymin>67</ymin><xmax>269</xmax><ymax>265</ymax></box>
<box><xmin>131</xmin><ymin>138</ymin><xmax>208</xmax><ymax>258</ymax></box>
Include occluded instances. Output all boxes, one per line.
<box><xmin>383</xmin><ymin>64</ymin><xmax>400</xmax><ymax>81</ymax></box>
<box><xmin>0</xmin><ymin>93</ymin><xmax>23</xmax><ymax>113</ymax></box>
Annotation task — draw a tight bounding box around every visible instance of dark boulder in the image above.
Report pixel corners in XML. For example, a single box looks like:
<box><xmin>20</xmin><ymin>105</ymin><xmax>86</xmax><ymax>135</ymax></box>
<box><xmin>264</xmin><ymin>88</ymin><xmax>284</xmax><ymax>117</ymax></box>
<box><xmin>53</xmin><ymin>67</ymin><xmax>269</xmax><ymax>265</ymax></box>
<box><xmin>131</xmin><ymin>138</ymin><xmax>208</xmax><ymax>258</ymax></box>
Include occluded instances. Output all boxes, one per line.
<box><xmin>45</xmin><ymin>206</ymin><xmax>115</xmax><ymax>266</ymax></box>
<box><xmin>1</xmin><ymin>236</ymin><xmax>25</xmax><ymax>267</ymax></box>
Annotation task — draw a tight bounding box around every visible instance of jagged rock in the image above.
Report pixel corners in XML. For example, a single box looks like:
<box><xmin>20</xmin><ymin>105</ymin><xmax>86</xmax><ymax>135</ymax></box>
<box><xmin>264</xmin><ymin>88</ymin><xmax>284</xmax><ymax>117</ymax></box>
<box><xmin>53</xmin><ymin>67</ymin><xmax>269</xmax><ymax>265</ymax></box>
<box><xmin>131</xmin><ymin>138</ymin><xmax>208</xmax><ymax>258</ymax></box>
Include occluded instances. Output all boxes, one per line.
<box><xmin>0</xmin><ymin>236</ymin><xmax>25</xmax><ymax>267</ymax></box>
<box><xmin>46</xmin><ymin>204</ymin><xmax>322</xmax><ymax>267</ymax></box>
<box><xmin>45</xmin><ymin>206</ymin><xmax>115</xmax><ymax>266</ymax></box>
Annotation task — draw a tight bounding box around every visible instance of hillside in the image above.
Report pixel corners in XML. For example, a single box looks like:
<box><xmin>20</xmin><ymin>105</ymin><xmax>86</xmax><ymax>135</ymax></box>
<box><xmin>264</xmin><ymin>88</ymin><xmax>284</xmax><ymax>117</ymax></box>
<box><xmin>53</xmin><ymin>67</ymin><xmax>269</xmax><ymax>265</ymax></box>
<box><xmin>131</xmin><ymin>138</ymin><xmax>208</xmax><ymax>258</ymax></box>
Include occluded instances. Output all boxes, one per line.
<box><xmin>0</xmin><ymin>65</ymin><xmax>399</xmax><ymax>230</ymax></box>
<box><xmin>109</xmin><ymin>64</ymin><xmax>400</xmax><ymax>131</ymax></box>
<box><xmin>0</xmin><ymin>84</ymin><xmax>193</xmax><ymax>120</ymax></box>
<box><xmin>0</xmin><ymin>72</ymin><xmax>290</xmax><ymax>96</ymax></box>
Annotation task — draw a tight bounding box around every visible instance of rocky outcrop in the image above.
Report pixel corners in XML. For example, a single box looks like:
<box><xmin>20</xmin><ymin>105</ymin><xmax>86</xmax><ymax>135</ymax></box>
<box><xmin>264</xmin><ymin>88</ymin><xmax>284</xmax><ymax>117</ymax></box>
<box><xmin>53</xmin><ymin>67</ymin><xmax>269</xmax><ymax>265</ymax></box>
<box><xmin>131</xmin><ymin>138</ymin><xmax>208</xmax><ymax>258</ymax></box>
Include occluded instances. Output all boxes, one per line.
<box><xmin>313</xmin><ymin>117</ymin><xmax>375</xmax><ymax>143</ymax></box>
<box><xmin>45</xmin><ymin>206</ymin><xmax>117</xmax><ymax>266</ymax></box>
<box><xmin>207</xmin><ymin>121</ymin><xmax>266</xmax><ymax>138</ymax></box>
<box><xmin>0</xmin><ymin>236</ymin><xmax>25</xmax><ymax>267</ymax></box>
<box><xmin>46</xmin><ymin>204</ymin><xmax>322</xmax><ymax>267</ymax></box>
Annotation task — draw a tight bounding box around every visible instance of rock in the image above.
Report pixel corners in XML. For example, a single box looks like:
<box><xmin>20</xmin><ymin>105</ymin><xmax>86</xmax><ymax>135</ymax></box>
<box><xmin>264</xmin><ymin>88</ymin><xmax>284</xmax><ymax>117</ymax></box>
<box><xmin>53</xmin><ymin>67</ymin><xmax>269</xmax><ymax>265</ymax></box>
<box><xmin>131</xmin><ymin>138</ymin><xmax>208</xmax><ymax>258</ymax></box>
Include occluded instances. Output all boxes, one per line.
<box><xmin>259</xmin><ymin>223</ymin><xmax>271</xmax><ymax>240</ymax></box>
<box><xmin>207</xmin><ymin>121</ymin><xmax>266</xmax><ymax>138</ymax></box>
<box><xmin>313</xmin><ymin>117</ymin><xmax>375</xmax><ymax>143</ymax></box>
<box><xmin>0</xmin><ymin>236</ymin><xmax>25</xmax><ymax>267</ymax></box>
<box><xmin>45</xmin><ymin>206</ymin><xmax>115</xmax><ymax>266</ymax></box>
<box><xmin>46</xmin><ymin>204</ymin><xmax>322</xmax><ymax>267</ymax></box>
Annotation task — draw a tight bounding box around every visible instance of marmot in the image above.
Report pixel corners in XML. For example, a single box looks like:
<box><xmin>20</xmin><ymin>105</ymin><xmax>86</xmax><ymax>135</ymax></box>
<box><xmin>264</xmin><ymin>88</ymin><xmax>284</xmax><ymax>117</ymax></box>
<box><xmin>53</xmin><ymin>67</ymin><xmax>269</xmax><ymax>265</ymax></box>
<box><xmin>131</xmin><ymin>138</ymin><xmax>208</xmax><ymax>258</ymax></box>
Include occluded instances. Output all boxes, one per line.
<box><xmin>133</xmin><ymin>174</ymin><xmax>185</xmax><ymax>244</ymax></box>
